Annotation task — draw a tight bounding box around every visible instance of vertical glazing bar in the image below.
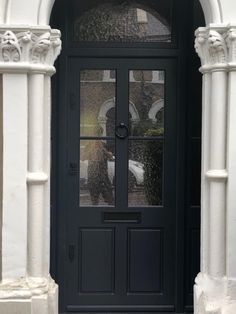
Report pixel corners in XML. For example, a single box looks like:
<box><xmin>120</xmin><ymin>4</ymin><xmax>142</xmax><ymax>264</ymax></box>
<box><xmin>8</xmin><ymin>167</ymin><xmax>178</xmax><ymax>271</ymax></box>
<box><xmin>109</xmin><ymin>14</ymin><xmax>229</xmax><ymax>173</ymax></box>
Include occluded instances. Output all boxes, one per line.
<box><xmin>116</xmin><ymin>66</ymin><xmax>129</xmax><ymax>210</ymax></box>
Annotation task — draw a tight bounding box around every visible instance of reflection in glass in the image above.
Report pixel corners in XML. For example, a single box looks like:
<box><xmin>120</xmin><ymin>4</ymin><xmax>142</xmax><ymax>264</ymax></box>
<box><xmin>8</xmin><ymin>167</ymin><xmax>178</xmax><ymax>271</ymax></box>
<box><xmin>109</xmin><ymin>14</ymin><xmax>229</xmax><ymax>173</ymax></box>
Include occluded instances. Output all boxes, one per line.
<box><xmin>129</xmin><ymin>70</ymin><xmax>164</xmax><ymax>136</ymax></box>
<box><xmin>128</xmin><ymin>140</ymin><xmax>163</xmax><ymax>206</ymax></box>
<box><xmin>74</xmin><ymin>2</ymin><xmax>171</xmax><ymax>43</ymax></box>
<box><xmin>80</xmin><ymin>140</ymin><xmax>115</xmax><ymax>206</ymax></box>
<box><xmin>80</xmin><ymin>70</ymin><xmax>116</xmax><ymax>137</ymax></box>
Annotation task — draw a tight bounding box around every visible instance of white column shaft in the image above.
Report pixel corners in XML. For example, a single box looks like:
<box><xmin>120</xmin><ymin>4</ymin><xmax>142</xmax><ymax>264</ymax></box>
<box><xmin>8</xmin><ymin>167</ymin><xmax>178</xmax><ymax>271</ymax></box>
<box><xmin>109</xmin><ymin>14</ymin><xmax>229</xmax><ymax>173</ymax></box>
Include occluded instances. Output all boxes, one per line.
<box><xmin>2</xmin><ymin>74</ymin><xmax>28</xmax><ymax>279</ymax></box>
<box><xmin>209</xmin><ymin>181</ymin><xmax>226</xmax><ymax>277</ymax></box>
<box><xmin>210</xmin><ymin>71</ymin><xmax>227</xmax><ymax>168</ymax></box>
<box><xmin>209</xmin><ymin>70</ymin><xmax>227</xmax><ymax>278</ymax></box>
<box><xmin>27</xmin><ymin>185</ymin><xmax>45</xmax><ymax>277</ymax></box>
<box><xmin>27</xmin><ymin>73</ymin><xmax>46</xmax><ymax>277</ymax></box>
<box><xmin>226</xmin><ymin>70</ymin><xmax>236</xmax><ymax>277</ymax></box>
<box><xmin>28</xmin><ymin>74</ymin><xmax>45</xmax><ymax>171</ymax></box>
<box><xmin>200</xmin><ymin>72</ymin><xmax>211</xmax><ymax>273</ymax></box>
<box><xmin>43</xmin><ymin>75</ymin><xmax>51</xmax><ymax>276</ymax></box>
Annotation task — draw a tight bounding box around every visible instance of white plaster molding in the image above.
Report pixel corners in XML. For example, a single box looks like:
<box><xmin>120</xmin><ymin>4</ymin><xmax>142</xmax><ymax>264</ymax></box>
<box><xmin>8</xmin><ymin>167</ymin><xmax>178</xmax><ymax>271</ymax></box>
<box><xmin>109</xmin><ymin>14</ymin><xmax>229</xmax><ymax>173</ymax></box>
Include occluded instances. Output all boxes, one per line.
<box><xmin>205</xmin><ymin>169</ymin><xmax>228</xmax><ymax>180</ymax></box>
<box><xmin>195</xmin><ymin>25</ymin><xmax>236</xmax><ymax>71</ymax></box>
<box><xmin>194</xmin><ymin>273</ymin><xmax>236</xmax><ymax>314</ymax></box>
<box><xmin>226</xmin><ymin>27</ymin><xmax>236</xmax><ymax>63</ymax></box>
<box><xmin>27</xmin><ymin>172</ymin><xmax>48</xmax><ymax>184</ymax></box>
<box><xmin>0</xmin><ymin>27</ymin><xmax>61</xmax><ymax>74</ymax></box>
<box><xmin>198</xmin><ymin>0</ymin><xmax>222</xmax><ymax>24</ymax></box>
<box><xmin>0</xmin><ymin>0</ymin><xmax>230</xmax><ymax>26</ymax></box>
<box><xmin>195</xmin><ymin>26</ymin><xmax>229</xmax><ymax>72</ymax></box>
<box><xmin>0</xmin><ymin>277</ymin><xmax>56</xmax><ymax>299</ymax></box>
<box><xmin>208</xmin><ymin>30</ymin><xmax>227</xmax><ymax>64</ymax></box>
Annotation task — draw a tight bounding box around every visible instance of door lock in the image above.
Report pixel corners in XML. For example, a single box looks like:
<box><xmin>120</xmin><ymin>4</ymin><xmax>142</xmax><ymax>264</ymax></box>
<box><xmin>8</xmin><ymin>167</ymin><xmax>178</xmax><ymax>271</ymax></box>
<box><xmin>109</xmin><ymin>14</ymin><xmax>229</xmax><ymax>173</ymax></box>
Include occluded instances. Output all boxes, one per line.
<box><xmin>69</xmin><ymin>162</ymin><xmax>78</xmax><ymax>175</ymax></box>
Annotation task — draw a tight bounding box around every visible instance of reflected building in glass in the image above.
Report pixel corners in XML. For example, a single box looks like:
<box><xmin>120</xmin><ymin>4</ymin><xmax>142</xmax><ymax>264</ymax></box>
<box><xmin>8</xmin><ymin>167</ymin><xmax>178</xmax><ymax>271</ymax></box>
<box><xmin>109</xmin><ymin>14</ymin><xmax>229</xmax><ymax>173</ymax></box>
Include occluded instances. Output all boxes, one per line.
<box><xmin>74</xmin><ymin>3</ymin><xmax>171</xmax><ymax>43</ymax></box>
<box><xmin>79</xmin><ymin>69</ymin><xmax>165</xmax><ymax>206</ymax></box>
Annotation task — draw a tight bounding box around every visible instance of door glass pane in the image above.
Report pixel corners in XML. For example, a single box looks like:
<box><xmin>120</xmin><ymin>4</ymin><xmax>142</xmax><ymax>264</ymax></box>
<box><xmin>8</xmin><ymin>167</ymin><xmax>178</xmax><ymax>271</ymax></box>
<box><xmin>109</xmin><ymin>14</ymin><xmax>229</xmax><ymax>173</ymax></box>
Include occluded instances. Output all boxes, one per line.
<box><xmin>80</xmin><ymin>140</ymin><xmax>115</xmax><ymax>206</ymax></box>
<box><xmin>129</xmin><ymin>70</ymin><xmax>165</xmax><ymax>137</ymax></box>
<box><xmin>74</xmin><ymin>1</ymin><xmax>172</xmax><ymax>43</ymax></box>
<box><xmin>80</xmin><ymin>70</ymin><xmax>116</xmax><ymax>137</ymax></box>
<box><xmin>128</xmin><ymin>140</ymin><xmax>163</xmax><ymax>206</ymax></box>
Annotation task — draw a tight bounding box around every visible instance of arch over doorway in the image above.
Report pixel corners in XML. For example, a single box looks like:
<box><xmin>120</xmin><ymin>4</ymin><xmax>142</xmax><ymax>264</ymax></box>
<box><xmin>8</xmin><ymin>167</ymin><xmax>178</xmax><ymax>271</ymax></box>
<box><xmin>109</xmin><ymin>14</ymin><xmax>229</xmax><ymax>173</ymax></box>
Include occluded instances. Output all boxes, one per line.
<box><xmin>0</xmin><ymin>0</ymin><xmax>224</xmax><ymax>25</ymax></box>
<box><xmin>44</xmin><ymin>0</ymin><xmax>222</xmax><ymax>25</ymax></box>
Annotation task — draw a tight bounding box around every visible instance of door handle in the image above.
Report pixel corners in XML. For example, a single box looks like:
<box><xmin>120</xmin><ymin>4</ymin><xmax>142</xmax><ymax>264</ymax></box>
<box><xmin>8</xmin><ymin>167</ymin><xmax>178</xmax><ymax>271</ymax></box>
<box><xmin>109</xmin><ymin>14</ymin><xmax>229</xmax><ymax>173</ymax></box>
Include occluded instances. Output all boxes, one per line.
<box><xmin>115</xmin><ymin>123</ymin><xmax>129</xmax><ymax>139</ymax></box>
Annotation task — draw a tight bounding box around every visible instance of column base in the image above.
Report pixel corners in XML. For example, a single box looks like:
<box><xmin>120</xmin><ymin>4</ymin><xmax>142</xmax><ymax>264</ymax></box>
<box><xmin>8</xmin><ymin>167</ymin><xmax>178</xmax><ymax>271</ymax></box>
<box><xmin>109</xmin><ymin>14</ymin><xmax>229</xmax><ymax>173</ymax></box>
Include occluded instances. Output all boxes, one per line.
<box><xmin>194</xmin><ymin>273</ymin><xmax>236</xmax><ymax>314</ymax></box>
<box><xmin>0</xmin><ymin>277</ymin><xmax>58</xmax><ymax>314</ymax></box>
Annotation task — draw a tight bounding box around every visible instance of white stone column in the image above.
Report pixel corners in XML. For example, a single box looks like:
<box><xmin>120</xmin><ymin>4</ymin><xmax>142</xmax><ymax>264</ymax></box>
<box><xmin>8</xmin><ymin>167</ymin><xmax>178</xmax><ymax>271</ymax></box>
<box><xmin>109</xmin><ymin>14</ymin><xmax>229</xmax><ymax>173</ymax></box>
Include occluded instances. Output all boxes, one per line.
<box><xmin>194</xmin><ymin>25</ymin><xmax>236</xmax><ymax>314</ymax></box>
<box><xmin>0</xmin><ymin>27</ymin><xmax>61</xmax><ymax>314</ymax></box>
<box><xmin>207</xmin><ymin>30</ymin><xmax>228</xmax><ymax>279</ymax></box>
<box><xmin>27</xmin><ymin>72</ymin><xmax>48</xmax><ymax>277</ymax></box>
<box><xmin>195</xmin><ymin>28</ymin><xmax>211</xmax><ymax>275</ymax></box>
<box><xmin>223</xmin><ymin>27</ymin><xmax>236</xmax><ymax>311</ymax></box>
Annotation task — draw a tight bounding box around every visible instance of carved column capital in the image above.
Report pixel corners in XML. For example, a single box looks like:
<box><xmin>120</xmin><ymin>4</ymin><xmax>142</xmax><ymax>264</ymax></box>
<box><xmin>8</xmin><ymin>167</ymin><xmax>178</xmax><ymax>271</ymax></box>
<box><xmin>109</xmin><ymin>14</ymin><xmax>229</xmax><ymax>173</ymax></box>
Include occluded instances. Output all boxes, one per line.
<box><xmin>195</xmin><ymin>28</ymin><xmax>209</xmax><ymax>66</ymax></box>
<box><xmin>207</xmin><ymin>30</ymin><xmax>227</xmax><ymax>65</ymax></box>
<box><xmin>226</xmin><ymin>28</ymin><xmax>236</xmax><ymax>63</ymax></box>
<box><xmin>0</xmin><ymin>27</ymin><xmax>61</xmax><ymax>74</ymax></box>
<box><xmin>195</xmin><ymin>27</ymin><xmax>228</xmax><ymax>71</ymax></box>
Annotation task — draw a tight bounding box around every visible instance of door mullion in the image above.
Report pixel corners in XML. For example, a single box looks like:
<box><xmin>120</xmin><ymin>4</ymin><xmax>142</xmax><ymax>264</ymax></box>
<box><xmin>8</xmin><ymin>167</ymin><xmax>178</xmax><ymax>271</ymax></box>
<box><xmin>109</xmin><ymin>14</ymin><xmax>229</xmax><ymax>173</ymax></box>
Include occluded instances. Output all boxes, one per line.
<box><xmin>116</xmin><ymin>67</ymin><xmax>129</xmax><ymax>210</ymax></box>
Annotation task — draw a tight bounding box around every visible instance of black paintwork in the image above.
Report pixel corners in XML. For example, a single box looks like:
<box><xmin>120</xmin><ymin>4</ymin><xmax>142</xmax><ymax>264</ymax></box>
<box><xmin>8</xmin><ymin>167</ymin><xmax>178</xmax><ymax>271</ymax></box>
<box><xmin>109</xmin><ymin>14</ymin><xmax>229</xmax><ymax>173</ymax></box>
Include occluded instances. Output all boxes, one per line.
<box><xmin>50</xmin><ymin>0</ymin><xmax>205</xmax><ymax>313</ymax></box>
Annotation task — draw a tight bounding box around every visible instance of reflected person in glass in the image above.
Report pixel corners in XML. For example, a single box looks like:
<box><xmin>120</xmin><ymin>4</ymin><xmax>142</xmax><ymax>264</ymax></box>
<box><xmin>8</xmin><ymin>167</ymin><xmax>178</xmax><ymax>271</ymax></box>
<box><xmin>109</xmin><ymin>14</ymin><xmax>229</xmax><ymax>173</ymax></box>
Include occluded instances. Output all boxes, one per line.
<box><xmin>81</xmin><ymin>126</ymin><xmax>114</xmax><ymax>206</ymax></box>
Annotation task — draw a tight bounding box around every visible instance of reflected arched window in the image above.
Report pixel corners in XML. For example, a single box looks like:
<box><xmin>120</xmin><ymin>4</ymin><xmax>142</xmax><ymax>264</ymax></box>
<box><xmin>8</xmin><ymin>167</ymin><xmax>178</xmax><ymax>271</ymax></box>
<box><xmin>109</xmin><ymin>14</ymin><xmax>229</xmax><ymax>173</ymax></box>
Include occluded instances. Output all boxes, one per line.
<box><xmin>74</xmin><ymin>2</ymin><xmax>171</xmax><ymax>43</ymax></box>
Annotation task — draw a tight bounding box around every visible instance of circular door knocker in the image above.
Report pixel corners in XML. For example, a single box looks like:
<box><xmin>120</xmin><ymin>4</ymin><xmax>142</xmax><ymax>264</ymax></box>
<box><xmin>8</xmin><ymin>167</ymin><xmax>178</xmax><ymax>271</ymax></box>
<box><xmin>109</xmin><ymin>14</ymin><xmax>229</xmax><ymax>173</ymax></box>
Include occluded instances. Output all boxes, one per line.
<box><xmin>115</xmin><ymin>123</ymin><xmax>129</xmax><ymax>139</ymax></box>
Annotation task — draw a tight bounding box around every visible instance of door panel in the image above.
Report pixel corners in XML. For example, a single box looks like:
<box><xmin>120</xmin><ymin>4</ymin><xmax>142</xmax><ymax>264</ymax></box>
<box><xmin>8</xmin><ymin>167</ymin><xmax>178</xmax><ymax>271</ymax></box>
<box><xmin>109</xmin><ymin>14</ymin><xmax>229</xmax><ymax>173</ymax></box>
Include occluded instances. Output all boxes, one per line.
<box><xmin>128</xmin><ymin>229</ymin><xmax>163</xmax><ymax>293</ymax></box>
<box><xmin>80</xmin><ymin>228</ymin><xmax>115</xmax><ymax>293</ymax></box>
<box><xmin>65</xmin><ymin>58</ymin><xmax>177</xmax><ymax>312</ymax></box>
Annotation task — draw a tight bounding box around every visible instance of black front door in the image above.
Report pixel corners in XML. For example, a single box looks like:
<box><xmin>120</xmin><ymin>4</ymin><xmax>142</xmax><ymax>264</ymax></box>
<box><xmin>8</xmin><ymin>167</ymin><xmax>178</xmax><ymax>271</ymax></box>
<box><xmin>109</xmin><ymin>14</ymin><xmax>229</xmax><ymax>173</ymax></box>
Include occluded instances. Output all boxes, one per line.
<box><xmin>62</xmin><ymin>57</ymin><xmax>177</xmax><ymax>312</ymax></box>
<box><xmin>51</xmin><ymin>1</ymin><xmax>204</xmax><ymax>312</ymax></box>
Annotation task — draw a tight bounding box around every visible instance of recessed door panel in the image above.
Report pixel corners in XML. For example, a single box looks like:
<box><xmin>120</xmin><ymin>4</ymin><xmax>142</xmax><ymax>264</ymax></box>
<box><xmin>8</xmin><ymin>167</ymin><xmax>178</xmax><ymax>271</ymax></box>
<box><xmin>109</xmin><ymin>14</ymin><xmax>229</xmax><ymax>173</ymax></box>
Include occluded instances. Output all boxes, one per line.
<box><xmin>79</xmin><ymin>228</ymin><xmax>115</xmax><ymax>293</ymax></box>
<box><xmin>128</xmin><ymin>229</ymin><xmax>163</xmax><ymax>293</ymax></box>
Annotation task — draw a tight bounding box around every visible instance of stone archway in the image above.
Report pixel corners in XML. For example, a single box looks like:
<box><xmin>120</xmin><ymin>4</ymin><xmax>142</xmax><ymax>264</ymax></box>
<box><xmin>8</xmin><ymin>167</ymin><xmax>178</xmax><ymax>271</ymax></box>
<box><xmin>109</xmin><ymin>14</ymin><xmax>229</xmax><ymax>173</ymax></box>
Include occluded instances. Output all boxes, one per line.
<box><xmin>0</xmin><ymin>0</ymin><xmax>236</xmax><ymax>314</ymax></box>
<box><xmin>0</xmin><ymin>0</ymin><xmax>223</xmax><ymax>24</ymax></box>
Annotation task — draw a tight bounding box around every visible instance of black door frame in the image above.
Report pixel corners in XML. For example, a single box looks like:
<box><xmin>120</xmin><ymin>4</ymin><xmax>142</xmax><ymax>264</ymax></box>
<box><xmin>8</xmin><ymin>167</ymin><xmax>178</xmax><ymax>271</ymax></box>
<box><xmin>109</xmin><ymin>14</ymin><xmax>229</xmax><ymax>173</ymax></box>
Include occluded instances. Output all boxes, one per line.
<box><xmin>50</xmin><ymin>0</ymin><xmax>204</xmax><ymax>312</ymax></box>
